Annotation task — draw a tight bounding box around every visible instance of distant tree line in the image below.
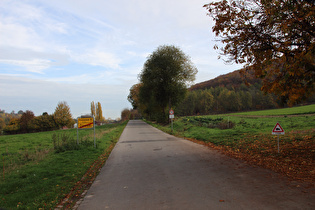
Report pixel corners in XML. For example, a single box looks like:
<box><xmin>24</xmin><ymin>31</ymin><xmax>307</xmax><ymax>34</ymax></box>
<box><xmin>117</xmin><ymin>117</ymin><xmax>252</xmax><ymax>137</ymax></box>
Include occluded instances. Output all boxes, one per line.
<box><xmin>0</xmin><ymin>110</ymin><xmax>22</xmax><ymax>132</ymax></box>
<box><xmin>175</xmin><ymin>68</ymin><xmax>315</xmax><ymax>116</ymax></box>
<box><xmin>120</xmin><ymin>108</ymin><xmax>141</xmax><ymax>121</ymax></box>
<box><xmin>175</xmin><ymin>84</ymin><xmax>277</xmax><ymax>116</ymax></box>
<box><xmin>1</xmin><ymin>101</ymin><xmax>75</xmax><ymax>135</ymax></box>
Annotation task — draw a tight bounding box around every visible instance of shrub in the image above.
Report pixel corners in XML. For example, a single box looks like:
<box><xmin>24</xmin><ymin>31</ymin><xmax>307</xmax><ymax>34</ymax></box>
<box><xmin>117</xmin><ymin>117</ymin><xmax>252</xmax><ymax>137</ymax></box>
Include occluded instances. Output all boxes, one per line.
<box><xmin>52</xmin><ymin>133</ymin><xmax>79</xmax><ymax>153</ymax></box>
<box><xmin>218</xmin><ymin>120</ymin><xmax>235</xmax><ymax>129</ymax></box>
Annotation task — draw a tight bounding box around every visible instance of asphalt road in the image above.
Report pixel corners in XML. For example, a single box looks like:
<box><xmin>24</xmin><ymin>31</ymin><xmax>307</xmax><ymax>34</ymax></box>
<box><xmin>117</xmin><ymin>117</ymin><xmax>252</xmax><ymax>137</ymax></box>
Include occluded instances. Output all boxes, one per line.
<box><xmin>78</xmin><ymin>120</ymin><xmax>314</xmax><ymax>210</ymax></box>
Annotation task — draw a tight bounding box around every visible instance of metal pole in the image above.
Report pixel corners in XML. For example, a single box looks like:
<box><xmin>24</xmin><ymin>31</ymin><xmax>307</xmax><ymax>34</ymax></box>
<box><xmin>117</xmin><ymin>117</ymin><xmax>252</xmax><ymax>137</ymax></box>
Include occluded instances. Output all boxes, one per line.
<box><xmin>171</xmin><ymin>118</ymin><xmax>173</xmax><ymax>133</ymax></box>
<box><xmin>94</xmin><ymin>116</ymin><xmax>96</xmax><ymax>148</ymax></box>
<box><xmin>228</xmin><ymin>117</ymin><xmax>230</xmax><ymax>129</ymax></box>
<box><xmin>77</xmin><ymin>117</ymin><xmax>79</xmax><ymax>145</ymax></box>
<box><xmin>3</xmin><ymin>150</ymin><xmax>5</xmax><ymax>181</ymax></box>
<box><xmin>277</xmin><ymin>135</ymin><xmax>280</xmax><ymax>153</ymax></box>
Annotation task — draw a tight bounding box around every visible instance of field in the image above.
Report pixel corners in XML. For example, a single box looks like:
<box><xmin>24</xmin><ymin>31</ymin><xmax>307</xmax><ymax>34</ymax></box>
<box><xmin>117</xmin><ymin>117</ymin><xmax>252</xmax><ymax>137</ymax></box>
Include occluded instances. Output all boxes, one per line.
<box><xmin>229</xmin><ymin>104</ymin><xmax>315</xmax><ymax>116</ymax></box>
<box><xmin>149</xmin><ymin>104</ymin><xmax>315</xmax><ymax>184</ymax></box>
<box><xmin>0</xmin><ymin>122</ymin><xmax>127</xmax><ymax>210</ymax></box>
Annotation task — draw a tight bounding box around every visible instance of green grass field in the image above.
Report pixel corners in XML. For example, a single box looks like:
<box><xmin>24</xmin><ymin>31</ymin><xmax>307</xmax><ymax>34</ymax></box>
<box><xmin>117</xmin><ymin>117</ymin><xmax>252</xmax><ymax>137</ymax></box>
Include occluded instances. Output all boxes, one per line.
<box><xmin>151</xmin><ymin>104</ymin><xmax>315</xmax><ymax>144</ymax></box>
<box><xmin>229</xmin><ymin>104</ymin><xmax>315</xmax><ymax>116</ymax></box>
<box><xmin>0</xmin><ymin>122</ymin><xmax>127</xmax><ymax>210</ymax></box>
<box><xmin>149</xmin><ymin>105</ymin><xmax>315</xmax><ymax>183</ymax></box>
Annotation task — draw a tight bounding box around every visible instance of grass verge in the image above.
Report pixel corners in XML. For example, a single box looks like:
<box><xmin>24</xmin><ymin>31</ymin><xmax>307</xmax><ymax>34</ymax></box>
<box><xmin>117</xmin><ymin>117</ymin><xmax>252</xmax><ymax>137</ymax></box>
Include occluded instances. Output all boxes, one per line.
<box><xmin>0</xmin><ymin>121</ymin><xmax>127</xmax><ymax>210</ymax></box>
<box><xmin>229</xmin><ymin>104</ymin><xmax>315</xmax><ymax>116</ymax></box>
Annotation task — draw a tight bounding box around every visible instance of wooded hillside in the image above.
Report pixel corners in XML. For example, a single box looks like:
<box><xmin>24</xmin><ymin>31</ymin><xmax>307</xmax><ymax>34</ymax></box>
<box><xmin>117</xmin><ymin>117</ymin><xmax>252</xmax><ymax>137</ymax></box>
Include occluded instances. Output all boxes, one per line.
<box><xmin>190</xmin><ymin>69</ymin><xmax>259</xmax><ymax>91</ymax></box>
<box><xmin>175</xmin><ymin>70</ymin><xmax>315</xmax><ymax>116</ymax></box>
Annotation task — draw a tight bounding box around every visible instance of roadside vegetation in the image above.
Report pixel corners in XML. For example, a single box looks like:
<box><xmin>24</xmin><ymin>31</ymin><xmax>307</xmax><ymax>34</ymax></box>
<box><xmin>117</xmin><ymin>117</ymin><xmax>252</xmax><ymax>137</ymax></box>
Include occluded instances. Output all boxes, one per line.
<box><xmin>0</xmin><ymin>122</ymin><xmax>127</xmax><ymax>209</ymax></box>
<box><xmin>147</xmin><ymin>105</ymin><xmax>315</xmax><ymax>185</ymax></box>
<box><xmin>0</xmin><ymin>101</ymin><xmax>112</xmax><ymax>135</ymax></box>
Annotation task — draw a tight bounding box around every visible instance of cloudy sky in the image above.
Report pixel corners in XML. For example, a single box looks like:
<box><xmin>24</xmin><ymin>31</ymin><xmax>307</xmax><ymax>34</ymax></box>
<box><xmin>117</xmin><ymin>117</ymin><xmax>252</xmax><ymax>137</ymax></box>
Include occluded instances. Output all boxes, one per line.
<box><xmin>0</xmin><ymin>0</ymin><xmax>242</xmax><ymax>119</ymax></box>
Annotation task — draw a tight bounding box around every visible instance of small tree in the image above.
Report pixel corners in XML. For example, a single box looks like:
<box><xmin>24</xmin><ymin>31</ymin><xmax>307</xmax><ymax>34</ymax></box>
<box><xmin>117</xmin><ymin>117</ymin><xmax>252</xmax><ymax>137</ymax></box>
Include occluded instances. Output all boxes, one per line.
<box><xmin>30</xmin><ymin>114</ymin><xmax>58</xmax><ymax>132</ymax></box>
<box><xmin>3</xmin><ymin>118</ymin><xmax>20</xmax><ymax>134</ymax></box>
<box><xmin>53</xmin><ymin>101</ymin><xmax>74</xmax><ymax>129</ymax></box>
<box><xmin>20</xmin><ymin>110</ymin><xmax>35</xmax><ymax>133</ymax></box>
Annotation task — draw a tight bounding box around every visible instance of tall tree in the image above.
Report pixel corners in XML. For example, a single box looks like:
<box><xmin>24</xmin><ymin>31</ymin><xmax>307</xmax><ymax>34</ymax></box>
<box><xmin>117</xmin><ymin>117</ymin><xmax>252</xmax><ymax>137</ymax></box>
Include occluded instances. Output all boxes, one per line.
<box><xmin>201</xmin><ymin>91</ymin><xmax>214</xmax><ymax>114</ymax></box>
<box><xmin>96</xmin><ymin>102</ymin><xmax>105</xmax><ymax>122</ymax></box>
<box><xmin>138</xmin><ymin>45</ymin><xmax>198</xmax><ymax>122</ymax></box>
<box><xmin>128</xmin><ymin>83</ymin><xmax>142</xmax><ymax>109</ymax></box>
<box><xmin>204</xmin><ymin>0</ymin><xmax>315</xmax><ymax>105</ymax></box>
<box><xmin>91</xmin><ymin>101</ymin><xmax>96</xmax><ymax>117</ymax></box>
<box><xmin>53</xmin><ymin>101</ymin><xmax>74</xmax><ymax>128</ymax></box>
<box><xmin>239</xmin><ymin>91</ymin><xmax>253</xmax><ymax>110</ymax></box>
<box><xmin>176</xmin><ymin>91</ymin><xmax>197</xmax><ymax>116</ymax></box>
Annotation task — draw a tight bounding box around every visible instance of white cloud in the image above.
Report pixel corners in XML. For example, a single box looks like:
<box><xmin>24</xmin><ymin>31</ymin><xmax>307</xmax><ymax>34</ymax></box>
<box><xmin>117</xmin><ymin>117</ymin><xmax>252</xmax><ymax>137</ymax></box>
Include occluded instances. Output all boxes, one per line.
<box><xmin>73</xmin><ymin>50</ymin><xmax>121</xmax><ymax>69</ymax></box>
<box><xmin>0</xmin><ymin>46</ymin><xmax>70</xmax><ymax>74</ymax></box>
<box><xmin>0</xmin><ymin>21</ymin><xmax>43</xmax><ymax>52</ymax></box>
<box><xmin>0</xmin><ymin>59</ymin><xmax>52</xmax><ymax>74</ymax></box>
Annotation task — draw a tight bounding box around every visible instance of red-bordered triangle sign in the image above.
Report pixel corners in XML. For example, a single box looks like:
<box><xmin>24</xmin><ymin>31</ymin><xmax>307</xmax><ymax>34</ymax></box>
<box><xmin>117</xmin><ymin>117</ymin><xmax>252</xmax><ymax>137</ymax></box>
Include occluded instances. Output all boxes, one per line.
<box><xmin>272</xmin><ymin>122</ymin><xmax>285</xmax><ymax>135</ymax></box>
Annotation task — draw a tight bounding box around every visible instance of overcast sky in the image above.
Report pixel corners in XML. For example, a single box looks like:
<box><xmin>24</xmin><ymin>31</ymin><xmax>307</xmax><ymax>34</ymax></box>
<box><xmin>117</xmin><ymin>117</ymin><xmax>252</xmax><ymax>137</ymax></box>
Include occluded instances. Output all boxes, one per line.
<box><xmin>0</xmin><ymin>0</ymin><xmax>242</xmax><ymax>119</ymax></box>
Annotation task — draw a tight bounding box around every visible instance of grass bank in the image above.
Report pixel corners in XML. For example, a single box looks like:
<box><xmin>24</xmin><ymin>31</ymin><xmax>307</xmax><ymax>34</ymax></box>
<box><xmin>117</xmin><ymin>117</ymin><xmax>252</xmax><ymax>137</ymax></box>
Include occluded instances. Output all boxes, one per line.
<box><xmin>0</xmin><ymin>121</ymin><xmax>127</xmax><ymax>210</ymax></box>
<box><xmin>148</xmin><ymin>105</ymin><xmax>315</xmax><ymax>184</ymax></box>
<box><xmin>229</xmin><ymin>104</ymin><xmax>315</xmax><ymax>116</ymax></box>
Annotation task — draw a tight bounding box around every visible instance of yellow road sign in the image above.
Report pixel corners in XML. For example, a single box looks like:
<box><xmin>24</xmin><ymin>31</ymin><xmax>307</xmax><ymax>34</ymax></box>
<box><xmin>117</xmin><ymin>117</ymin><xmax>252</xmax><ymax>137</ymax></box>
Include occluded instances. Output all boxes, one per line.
<box><xmin>78</xmin><ymin>117</ymin><xmax>94</xmax><ymax>129</ymax></box>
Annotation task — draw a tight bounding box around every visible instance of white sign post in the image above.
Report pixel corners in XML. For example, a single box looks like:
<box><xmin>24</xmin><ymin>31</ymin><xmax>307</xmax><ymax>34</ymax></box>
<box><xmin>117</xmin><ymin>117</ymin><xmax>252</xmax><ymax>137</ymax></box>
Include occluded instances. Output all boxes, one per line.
<box><xmin>272</xmin><ymin>122</ymin><xmax>285</xmax><ymax>153</ymax></box>
<box><xmin>169</xmin><ymin>109</ymin><xmax>174</xmax><ymax>132</ymax></box>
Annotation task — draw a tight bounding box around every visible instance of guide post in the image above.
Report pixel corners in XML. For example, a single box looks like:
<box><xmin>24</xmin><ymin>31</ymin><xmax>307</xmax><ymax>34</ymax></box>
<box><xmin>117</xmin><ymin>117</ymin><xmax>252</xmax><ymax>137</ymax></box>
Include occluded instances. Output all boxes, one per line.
<box><xmin>169</xmin><ymin>109</ymin><xmax>174</xmax><ymax>133</ymax></box>
<box><xmin>272</xmin><ymin>122</ymin><xmax>285</xmax><ymax>153</ymax></box>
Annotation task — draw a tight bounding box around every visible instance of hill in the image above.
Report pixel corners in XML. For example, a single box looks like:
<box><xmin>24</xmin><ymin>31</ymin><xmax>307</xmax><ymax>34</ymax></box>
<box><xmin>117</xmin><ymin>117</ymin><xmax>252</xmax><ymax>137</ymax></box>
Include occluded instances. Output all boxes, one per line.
<box><xmin>175</xmin><ymin>69</ymin><xmax>315</xmax><ymax>116</ymax></box>
<box><xmin>190</xmin><ymin>69</ymin><xmax>260</xmax><ymax>91</ymax></box>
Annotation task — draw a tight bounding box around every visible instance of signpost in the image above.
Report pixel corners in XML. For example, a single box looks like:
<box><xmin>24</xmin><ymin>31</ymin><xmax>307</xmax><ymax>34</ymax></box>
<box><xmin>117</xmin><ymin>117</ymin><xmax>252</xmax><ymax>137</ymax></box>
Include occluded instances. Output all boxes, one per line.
<box><xmin>169</xmin><ymin>109</ymin><xmax>174</xmax><ymax>132</ymax></box>
<box><xmin>272</xmin><ymin>122</ymin><xmax>285</xmax><ymax>153</ymax></box>
<box><xmin>78</xmin><ymin>117</ymin><xmax>94</xmax><ymax>129</ymax></box>
<box><xmin>77</xmin><ymin>116</ymin><xmax>96</xmax><ymax>148</ymax></box>
<box><xmin>169</xmin><ymin>109</ymin><xmax>174</xmax><ymax>118</ymax></box>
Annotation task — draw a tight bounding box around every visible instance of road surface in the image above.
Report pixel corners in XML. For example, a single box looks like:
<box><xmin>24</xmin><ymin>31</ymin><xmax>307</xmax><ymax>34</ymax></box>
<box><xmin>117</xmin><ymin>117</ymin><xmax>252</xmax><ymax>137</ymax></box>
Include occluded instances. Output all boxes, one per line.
<box><xmin>78</xmin><ymin>120</ymin><xmax>314</xmax><ymax>210</ymax></box>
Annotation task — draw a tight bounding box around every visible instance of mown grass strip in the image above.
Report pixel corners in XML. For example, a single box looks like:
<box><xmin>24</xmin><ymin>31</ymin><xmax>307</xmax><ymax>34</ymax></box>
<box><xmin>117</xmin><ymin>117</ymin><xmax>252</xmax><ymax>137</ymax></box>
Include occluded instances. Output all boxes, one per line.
<box><xmin>228</xmin><ymin>104</ymin><xmax>315</xmax><ymax>116</ymax></box>
<box><xmin>0</xmin><ymin>121</ymin><xmax>127</xmax><ymax>210</ymax></box>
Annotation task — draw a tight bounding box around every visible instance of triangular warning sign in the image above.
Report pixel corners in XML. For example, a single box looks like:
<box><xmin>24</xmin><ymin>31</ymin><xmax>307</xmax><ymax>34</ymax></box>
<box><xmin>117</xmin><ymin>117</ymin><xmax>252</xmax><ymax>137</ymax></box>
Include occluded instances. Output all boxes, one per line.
<box><xmin>272</xmin><ymin>122</ymin><xmax>285</xmax><ymax>135</ymax></box>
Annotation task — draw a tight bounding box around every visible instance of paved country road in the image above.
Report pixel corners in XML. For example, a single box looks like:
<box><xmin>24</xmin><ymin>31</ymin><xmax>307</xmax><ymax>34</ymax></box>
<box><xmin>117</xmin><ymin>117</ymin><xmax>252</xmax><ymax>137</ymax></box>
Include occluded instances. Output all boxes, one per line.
<box><xmin>78</xmin><ymin>120</ymin><xmax>314</xmax><ymax>210</ymax></box>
